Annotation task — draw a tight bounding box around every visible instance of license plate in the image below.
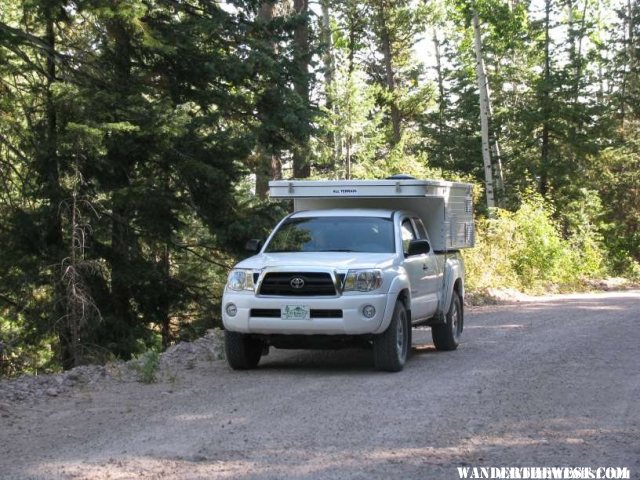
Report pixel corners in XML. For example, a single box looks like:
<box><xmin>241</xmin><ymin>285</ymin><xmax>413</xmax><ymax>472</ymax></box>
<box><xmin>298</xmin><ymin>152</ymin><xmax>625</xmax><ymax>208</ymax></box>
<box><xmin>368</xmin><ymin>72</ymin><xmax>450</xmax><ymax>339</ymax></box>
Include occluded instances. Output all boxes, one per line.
<box><xmin>281</xmin><ymin>305</ymin><xmax>310</xmax><ymax>320</ymax></box>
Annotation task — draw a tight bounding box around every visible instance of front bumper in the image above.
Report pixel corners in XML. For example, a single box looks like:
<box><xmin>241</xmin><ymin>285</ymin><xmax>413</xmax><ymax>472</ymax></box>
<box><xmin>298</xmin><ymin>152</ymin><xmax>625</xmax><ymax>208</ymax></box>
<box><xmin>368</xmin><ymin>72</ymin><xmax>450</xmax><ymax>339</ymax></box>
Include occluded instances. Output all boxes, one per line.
<box><xmin>222</xmin><ymin>292</ymin><xmax>395</xmax><ymax>335</ymax></box>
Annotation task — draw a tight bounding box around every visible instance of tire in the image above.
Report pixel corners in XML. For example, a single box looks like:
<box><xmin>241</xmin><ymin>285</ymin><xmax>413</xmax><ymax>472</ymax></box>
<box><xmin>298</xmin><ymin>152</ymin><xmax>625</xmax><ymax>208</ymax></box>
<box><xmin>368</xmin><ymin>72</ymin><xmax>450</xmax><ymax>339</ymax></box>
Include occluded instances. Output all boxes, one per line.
<box><xmin>224</xmin><ymin>330</ymin><xmax>262</xmax><ymax>370</ymax></box>
<box><xmin>432</xmin><ymin>290</ymin><xmax>462</xmax><ymax>351</ymax></box>
<box><xmin>373</xmin><ymin>300</ymin><xmax>410</xmax><ymax>372</ymax></box>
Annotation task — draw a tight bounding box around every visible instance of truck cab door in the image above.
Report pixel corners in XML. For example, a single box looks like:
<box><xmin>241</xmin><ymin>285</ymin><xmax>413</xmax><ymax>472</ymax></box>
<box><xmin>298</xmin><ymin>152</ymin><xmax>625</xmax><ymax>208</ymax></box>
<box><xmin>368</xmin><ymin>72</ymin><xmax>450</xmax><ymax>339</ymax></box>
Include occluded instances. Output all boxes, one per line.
<box><xmin>400</xmin><ymin>218</ymin><xmax>431</xmax><ymax>321</ymax></box>
<box><xmin>411</xmin><ymin>217</ymin><xmax>442</xmax><ymax>318</ymax></box>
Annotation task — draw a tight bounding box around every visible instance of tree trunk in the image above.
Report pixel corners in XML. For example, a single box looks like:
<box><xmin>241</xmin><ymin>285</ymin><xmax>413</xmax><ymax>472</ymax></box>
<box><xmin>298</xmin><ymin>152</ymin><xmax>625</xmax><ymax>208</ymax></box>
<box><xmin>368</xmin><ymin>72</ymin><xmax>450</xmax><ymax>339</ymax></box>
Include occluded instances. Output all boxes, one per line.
<box><xmin>67</xmin><ymin>182</ymin><xmax>80</xmax><ymax>366</ymax></box>
<box><xmin>43</xmin><ymin>7</ymin><xmax>71</xmax><ymax>369</ymax></box>
<box><xmin>620</xmin><ymin>4</ymin><xmax>629</xmax><ymax>127</ymax></box>
<box><xmin>255</xmin><ymin>2</ymin><xmax>280</xmax><ymax>198</ymax></box>
<box><xmin>256</xmin><ymin>146</ymin><xmax>282</xmax><ymax>198</ymax></box>
<box><xmin>107</xmin><ymin>19</ymin><xmax>136</xmax><ymax>332</ymax></box>
<box><xmin>111</xmin><ymin>204</ymin><xmax>133</xmax><ymax>326</ymax></box>
<box><xmin>569</xmin><ymin>0</ymin><xmax>588</xmax><ymax>134</ymax></box>
<box><xmin>160</xmin><ymin>243</ymin><xmax>170</xmax><ymax>349</ymax></box>
<box><xmin>376</xmin><ymin>2</ymin><xmax>401</xmax><ymax>146</ymax></box>
<box><xmin>575</xmin><ymin>0</ymin><xmax>588</xmax><ymax>105</ymax></box>
<box><xmin>484</xmin><ymin>73</ymin><xmax>505</xmax><ymax>205</ymax></box>
<box><xmin>568</xmin><ymin>0</ymin><xmax>575</xmax><ymax>68</ymax></box>
<box><xmin>44</xmin><ymin>15</ymin><xmax>60</xmax><ymax>216</ymax></box>
<box><xmin>343</xmin><ymin>4</ymin><xmax>360</xmax><ymax>179</ymax></box>
<box><xmin>433</xmin><ymin>29</ymin><xmax>445</xmax><ymax>138</ymax></box>
<box><xmin>321</xmin><ymin>0</ymin><xmax>335</xmax><ymax>111</ymax></box>
<box><xmin>472</xmin><ymin>10</ymin><xmax>495</xmax><ymax>210</ymax></box>
<box><xmin>292</xmin><ymin>0</ymin><xmax>311</xmax><ymax>178</ymax></box>
<box><xmin>625</xmin><ymin>0</ymin><xmax>638</xmax><ymax>127</ymax></box>
<box><xmin>255</xmin><ymin>146</ymin><xmax>272</xmax><ymax>199</ymax></box>
<box><xmin>540</xmin><ymin>0</ymin><xmax>551</xmax><ymax>196</ymax></box>
<box><xmin>629</xmin><ymin>0</ymin><xmax>636</xmax><ymax>70</ymax></box>
<box><xmin>320</xmin><ymin>0</ymin><xmax>340</xmax><ymax>168</ymax></box>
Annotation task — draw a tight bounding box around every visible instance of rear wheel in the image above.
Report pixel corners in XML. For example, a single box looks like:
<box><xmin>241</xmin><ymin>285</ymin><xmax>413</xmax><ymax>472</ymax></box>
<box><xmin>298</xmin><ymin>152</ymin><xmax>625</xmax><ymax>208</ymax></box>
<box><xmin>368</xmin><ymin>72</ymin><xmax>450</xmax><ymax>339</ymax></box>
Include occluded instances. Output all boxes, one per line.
<box><xmin>225</xmin><ymin>331</ymin><xmax>262</xmax><ymax>370</ymax></box>
<box><xmin>373</xmin><ymin>300</ymin><xmax>410</xmax><ymax>372</ymax></box>
<box><xmin>432</xmin><ymin>290</ymin><xmax>462</xmax><ymax>351</ymax></box>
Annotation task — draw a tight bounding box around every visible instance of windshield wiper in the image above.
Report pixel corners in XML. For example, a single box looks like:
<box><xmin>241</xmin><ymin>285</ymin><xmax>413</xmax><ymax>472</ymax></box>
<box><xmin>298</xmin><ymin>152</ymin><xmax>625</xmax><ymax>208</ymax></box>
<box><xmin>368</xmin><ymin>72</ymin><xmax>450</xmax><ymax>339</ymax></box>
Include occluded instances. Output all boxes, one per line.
<box><xmin>317</xmin><ymin>249</ymin><xmax>356</xmax><ymax>252</ymax></box>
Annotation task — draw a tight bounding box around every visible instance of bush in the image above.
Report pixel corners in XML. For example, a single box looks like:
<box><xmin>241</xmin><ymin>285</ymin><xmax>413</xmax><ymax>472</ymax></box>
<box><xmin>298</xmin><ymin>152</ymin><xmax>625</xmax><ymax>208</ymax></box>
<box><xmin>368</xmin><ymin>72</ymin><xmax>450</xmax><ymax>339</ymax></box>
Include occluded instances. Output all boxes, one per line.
<box><xmin>464</xmin><ymin>194</ymin><xmax>607</xmax><ymax>294</ymax></box>
<box><xmin>133</xmin><ymin>349</ymin><xmax>160</xmax><ymax>384</ymax></box>
<box><xmin>0</xmin><ymin>314</ymin><xmax>58</xmax><ymax>377</ymax></box>
<box><xmin>463</xmin><ymin>209</ymin><xmax>520</xmax><ymax>292</ymax></box>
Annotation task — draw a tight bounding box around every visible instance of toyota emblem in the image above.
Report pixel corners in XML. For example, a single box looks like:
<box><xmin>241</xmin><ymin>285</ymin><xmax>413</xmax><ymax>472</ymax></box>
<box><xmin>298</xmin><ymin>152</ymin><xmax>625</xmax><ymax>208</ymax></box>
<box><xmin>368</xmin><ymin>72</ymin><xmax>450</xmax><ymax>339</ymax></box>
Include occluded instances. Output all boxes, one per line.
<box><xmin>290</xmin><ymin>277</ymin><xmax>305</xmax><ymax>289</ymax></box>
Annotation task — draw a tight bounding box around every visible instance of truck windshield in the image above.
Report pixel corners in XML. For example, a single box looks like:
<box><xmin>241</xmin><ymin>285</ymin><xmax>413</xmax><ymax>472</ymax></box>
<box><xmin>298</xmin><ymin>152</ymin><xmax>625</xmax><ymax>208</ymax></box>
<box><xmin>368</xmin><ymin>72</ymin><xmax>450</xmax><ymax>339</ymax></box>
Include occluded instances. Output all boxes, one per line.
<box><xmin>265</xmin><ymin>216</ymin><xmax>395</xmax><ymax>253</ymax></box>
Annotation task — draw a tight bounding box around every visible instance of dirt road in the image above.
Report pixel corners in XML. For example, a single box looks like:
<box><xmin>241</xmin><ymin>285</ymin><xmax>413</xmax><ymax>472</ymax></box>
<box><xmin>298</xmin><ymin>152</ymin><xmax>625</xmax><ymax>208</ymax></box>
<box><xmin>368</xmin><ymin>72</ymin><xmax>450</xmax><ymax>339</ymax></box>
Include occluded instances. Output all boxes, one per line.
<box><xmin>1</xmin><ymin>291</ymin><xmax>639</xmax><ymax>479</ymax></box>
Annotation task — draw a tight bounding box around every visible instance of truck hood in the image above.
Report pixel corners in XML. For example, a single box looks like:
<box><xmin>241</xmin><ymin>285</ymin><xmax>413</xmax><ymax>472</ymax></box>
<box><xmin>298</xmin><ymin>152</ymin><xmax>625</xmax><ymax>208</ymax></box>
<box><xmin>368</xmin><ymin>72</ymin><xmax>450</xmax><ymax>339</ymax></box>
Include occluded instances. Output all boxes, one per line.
<box><xmin>234</xmin><ymin>252</ymin><xmax>397</xmax><ymax>271</ymax></box>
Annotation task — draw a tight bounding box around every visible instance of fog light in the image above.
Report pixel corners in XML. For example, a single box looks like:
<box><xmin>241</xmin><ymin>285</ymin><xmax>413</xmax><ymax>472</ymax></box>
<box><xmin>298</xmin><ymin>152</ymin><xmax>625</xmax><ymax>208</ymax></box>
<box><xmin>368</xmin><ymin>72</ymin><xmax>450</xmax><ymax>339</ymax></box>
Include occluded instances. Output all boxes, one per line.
<box><xmin>226</xmin><ymin>303</ymin><xmax>238</xmax><ymax>317</ymax></box>
<box><xmin>362</xmin><ymin>305</ymin><xmax>376</xmax><ymax>318</ymax></box>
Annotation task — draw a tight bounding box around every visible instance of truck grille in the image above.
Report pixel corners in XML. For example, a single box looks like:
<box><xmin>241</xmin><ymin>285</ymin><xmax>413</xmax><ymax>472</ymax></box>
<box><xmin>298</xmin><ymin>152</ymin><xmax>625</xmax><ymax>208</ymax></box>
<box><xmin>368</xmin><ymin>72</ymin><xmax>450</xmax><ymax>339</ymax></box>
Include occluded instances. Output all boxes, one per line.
<box><xmin>250</xmin><ymin>309</ymin><xmax>343</xmax><ymax>318</ymax></box>
<box><xmin>259</xmin><ymin>272</ymin><xmax>336</xmax><ymax>296</ymax></box>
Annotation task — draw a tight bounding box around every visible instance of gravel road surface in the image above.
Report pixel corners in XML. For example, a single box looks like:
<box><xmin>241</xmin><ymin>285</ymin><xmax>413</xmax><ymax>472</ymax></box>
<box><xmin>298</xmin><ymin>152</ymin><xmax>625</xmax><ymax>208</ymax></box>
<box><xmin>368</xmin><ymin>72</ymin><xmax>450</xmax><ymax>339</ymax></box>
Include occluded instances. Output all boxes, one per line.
<box><xmin>1</xmin><ymin>291</ymin><xmax>639</xmax><ymax>479</ymax></box>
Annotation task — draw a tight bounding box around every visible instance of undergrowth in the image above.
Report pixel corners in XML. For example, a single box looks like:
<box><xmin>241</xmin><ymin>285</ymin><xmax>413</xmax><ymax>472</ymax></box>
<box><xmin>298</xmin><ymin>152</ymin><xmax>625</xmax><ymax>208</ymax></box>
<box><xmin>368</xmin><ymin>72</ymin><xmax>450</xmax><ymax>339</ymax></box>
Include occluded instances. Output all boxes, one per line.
<box><xmin>463</xmin><ymin>194</ymin><xmax>607</xmax><ymax>295</ymax></box>
<box><xmin>133</xmin><ymin>350</ymin><xmax>160</xmax><ymax>384</ymax></box>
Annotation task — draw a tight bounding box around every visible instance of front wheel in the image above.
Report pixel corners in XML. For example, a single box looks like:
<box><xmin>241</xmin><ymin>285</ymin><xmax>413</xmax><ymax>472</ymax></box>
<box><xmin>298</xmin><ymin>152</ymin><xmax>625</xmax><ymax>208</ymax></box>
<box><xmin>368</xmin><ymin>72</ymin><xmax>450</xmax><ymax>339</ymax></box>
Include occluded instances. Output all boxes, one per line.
<box><xmin>224</xmin><ymin>331</ymin><xmax>262</xmax><ymax>370</ymax></box>
<box><xmin>373</xmin><ymin>300</ymin><xmax>410</xmax><ymax>372</ymax></box>
<box><xmin>432</xmin><ymin>290</ymin><xmax>462</xmax><ymax>351</ymax></box>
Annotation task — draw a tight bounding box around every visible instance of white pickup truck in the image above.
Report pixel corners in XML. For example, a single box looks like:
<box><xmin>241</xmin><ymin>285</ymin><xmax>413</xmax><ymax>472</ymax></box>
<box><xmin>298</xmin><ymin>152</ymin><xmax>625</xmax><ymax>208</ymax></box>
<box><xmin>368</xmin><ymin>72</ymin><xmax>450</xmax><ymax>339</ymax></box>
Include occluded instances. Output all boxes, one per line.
<box><xmin>221</xmin><ymin>177</ymin><xmax>475</xmax><ymax>372</ymax></box>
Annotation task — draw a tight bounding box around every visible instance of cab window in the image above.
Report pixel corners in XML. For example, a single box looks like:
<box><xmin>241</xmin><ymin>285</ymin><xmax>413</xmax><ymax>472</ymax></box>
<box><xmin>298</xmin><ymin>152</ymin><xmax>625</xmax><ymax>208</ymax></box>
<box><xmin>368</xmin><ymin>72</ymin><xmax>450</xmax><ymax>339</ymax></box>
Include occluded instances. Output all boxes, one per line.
<box><xmin>412</xmin><ymin>217</ymin><xmax>429</xmax><ymax>241</ymax></box>
<box><xmin>400</xmin><ymin>219</ymin><xmax>416</xmax><ymax>255</ymax></box>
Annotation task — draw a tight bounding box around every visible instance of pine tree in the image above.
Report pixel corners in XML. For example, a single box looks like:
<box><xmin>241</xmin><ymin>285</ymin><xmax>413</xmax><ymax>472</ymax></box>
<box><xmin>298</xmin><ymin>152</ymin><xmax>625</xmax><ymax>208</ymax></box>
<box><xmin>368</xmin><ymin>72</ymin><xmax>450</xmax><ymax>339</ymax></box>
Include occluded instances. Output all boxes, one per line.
<box><xmin>0</xmin><ymin>0</ymin><xmax>317</xmax><ymax>369</ymax></box>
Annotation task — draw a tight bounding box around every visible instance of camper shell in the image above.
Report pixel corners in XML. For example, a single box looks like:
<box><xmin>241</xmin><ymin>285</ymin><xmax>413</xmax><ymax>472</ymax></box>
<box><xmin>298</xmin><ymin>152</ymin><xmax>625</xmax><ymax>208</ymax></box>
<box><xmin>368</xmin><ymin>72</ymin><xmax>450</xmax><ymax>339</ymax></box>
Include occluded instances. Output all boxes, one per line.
<box><xmin>269</xmin><ymin>178</ymin><xmax>475</xmax><ymax>251</ymax></box>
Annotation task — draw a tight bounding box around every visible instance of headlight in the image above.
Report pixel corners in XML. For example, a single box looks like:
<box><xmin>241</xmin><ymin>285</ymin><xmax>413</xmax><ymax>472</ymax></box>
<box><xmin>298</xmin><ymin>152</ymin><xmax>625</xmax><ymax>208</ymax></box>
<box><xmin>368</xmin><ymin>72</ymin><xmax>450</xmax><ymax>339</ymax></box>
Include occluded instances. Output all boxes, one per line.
<box><xmin>343</xmin><ymin>269</ymin><xmax>383</xmax><ymax>292</ymax></box>
<box><xmin>226</xmin><ymin>269</ymin><xmax>255</xmax><ymax>291</ymax></box>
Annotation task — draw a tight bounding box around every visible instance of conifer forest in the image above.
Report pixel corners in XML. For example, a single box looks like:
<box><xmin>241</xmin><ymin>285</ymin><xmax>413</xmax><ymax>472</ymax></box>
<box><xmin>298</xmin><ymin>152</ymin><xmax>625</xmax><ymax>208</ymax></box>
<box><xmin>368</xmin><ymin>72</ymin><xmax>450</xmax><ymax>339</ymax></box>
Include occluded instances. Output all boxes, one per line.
<box><xmin>0</xmin><ymin>0</ymin><xmax>638</xmax><ymax>375</ymax></box>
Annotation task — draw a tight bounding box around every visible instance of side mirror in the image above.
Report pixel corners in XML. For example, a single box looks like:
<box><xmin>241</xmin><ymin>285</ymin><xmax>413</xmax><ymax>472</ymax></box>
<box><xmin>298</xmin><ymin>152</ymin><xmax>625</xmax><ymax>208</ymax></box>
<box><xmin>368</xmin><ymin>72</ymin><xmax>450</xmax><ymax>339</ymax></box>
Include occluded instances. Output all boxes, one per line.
<box><xmin>245</xmin><ymin>239</ymin><xmax>263</xmax><ymax>254</ymax></box>
<box><xmin>407</xmin><ymin>239</ymin><xmax>431</xmax><ymax>256</ymax></box>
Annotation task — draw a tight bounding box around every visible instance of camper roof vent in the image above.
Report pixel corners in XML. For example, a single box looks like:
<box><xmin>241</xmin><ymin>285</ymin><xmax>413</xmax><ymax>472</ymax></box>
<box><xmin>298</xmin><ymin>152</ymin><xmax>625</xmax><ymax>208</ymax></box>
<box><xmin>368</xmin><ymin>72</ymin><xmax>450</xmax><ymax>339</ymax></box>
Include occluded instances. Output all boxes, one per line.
<box><xmin>385</xmin><ymin>174</ymin><xmax>416</xmax><ymax>180</ymax></box>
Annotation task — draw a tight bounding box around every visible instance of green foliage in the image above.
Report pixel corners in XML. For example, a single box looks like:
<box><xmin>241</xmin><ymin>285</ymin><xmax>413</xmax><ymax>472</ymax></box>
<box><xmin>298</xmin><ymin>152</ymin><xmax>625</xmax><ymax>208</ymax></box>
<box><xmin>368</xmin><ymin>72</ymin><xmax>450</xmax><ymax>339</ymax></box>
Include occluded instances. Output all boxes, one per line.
<box><xmin>316</xmin><ymin>66</ymin><xmax>385</xmax><ymax>176</ymax></box>
<box><xmin>318</xmin><ymin>0</ymin><xmax>435</xmax><ymax>174</ymax></box>
<box><xmin>0</xmin><ymin>0</ymin><xmax>315</xmax><ymax>375</ymax></box>
<box><xmin>0</xmin><ymin>313</ymin><xmax>58</xmax><ymax>377</ymax></box>
<box><xmin>464</xmin><ymin>194</ymin><xmax>607</xmax><ymax>293</ymax></box>
<box><xmin>133</xmin><ymin>349</ymin><xmax>160</xmax><ymax>384</ymax></box>
<box><xmin>0</xmin><ymin>0</ymin><xmax>638</xmax><ymax>377</ymax></box>
<box><xmin>510</xmin><ymin>196</ymin><xmax>577</xmax><ymax>287</ymax></box>
<box><xmin>596</xmin><ymin>129</ymin><xmax>640</xmax><ymax>275</ymax></box>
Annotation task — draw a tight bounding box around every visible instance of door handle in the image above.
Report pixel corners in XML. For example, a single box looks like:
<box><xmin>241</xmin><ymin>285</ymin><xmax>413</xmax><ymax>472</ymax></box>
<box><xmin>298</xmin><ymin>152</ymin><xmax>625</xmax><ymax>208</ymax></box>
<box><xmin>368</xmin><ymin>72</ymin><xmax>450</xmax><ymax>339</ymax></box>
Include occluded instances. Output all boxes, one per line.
<box><xmin>422</xmin><ymin>264</ymin><xmax>429</xmax><ymax>271</ymax></box>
